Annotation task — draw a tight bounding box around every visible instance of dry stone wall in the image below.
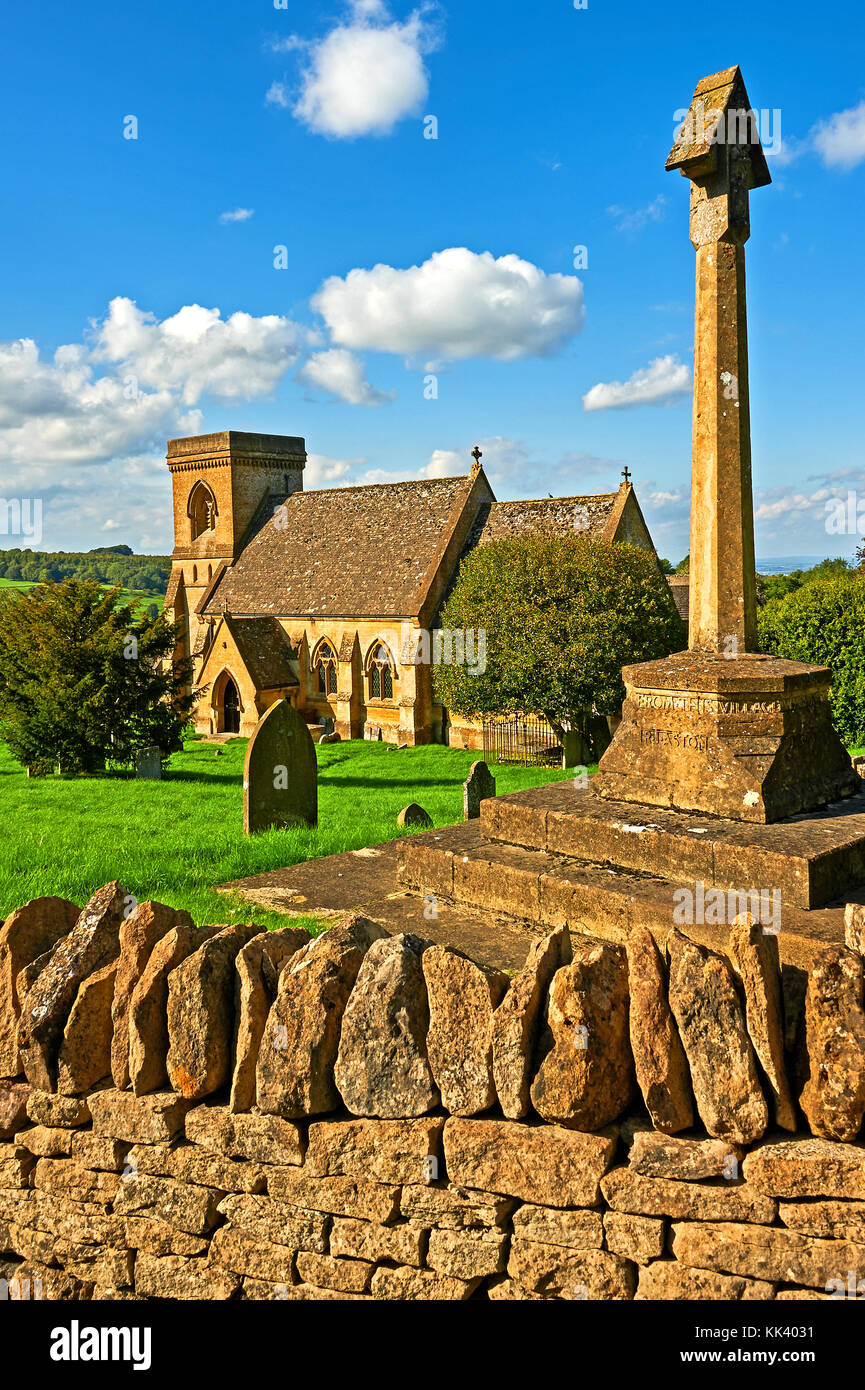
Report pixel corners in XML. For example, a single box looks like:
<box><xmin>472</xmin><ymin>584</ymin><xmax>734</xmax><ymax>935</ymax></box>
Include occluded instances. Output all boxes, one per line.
<box><xmin>3</xmin><ymin>886</ymin><xmax>865</xmax><ymax>1302</ymax></box>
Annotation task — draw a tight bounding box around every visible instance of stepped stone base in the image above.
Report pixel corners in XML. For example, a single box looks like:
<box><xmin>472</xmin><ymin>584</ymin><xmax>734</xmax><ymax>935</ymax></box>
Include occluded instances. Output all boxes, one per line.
<box><xmin>396</xmin><ymin>819</ymin><xmax>855</xmax><ymax>973</ymax></box>
<box><xmin>593</xmin><ymin>652</ymin><xmax>859</xmax><ymax>824</ymax></box>
<box><xmin>480</xmin><ymin>783</ymin><xmax>865</xmax><ymax>911</ymax></box>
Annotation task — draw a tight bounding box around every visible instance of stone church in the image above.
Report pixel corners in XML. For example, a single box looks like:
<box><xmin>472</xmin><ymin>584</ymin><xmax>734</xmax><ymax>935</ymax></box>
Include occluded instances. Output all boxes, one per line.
<box><xmin>164</xmin><ymin>430</ymin><xmax>660</xmax><ymax>748</ymax></box>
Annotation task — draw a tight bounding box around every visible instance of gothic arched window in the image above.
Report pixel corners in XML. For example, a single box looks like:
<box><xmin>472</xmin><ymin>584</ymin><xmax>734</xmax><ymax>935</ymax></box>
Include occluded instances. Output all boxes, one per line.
<box><xmin>189</xmin><ymin>481</ymin><xmax>217</xmax><ymax>542</ymax></box>
<box><xmin>368</xmin><ymin>643</ymin><xmax>395</xmax><ymax>700</ymax></box>
<box><xmin>314</xmin><ymin>641</ymin><xmax>338</xmax><ymax>696</ymax></box>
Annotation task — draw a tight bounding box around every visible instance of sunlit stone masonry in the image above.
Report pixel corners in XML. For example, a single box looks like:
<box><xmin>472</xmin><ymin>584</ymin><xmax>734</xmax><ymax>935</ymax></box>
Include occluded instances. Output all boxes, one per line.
<box><xmin>3</xmin><ymin>879</ymin><xmax>865</xmax><ymax>1301</ymax></box>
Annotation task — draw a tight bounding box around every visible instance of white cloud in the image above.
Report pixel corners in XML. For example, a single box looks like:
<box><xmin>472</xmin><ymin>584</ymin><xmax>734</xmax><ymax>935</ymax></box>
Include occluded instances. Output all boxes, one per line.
<box><xmin>422</xmin><ymin>437</ymin><xmax>622</xmax><ymax>497</ymax></box>
<box><xmin>276</xmin><ymin>2</ymin><xmax>442</xmax><ymax>139</ymax></box>
<box><xmin>772</xmin><ymin>99</ymin><xmax>865</xmax><ymax>171</ymax></box>
<box><xmin>755</xmin><ymin>485</ymin><xmax>834</xmax><ymax>523</ymax></box>
<box><xmin>265</xmin><ymin>81</ymin><xmax>291</xmax><ymax>108</ymax></box>
<box><xmin>812</xmin><ymin>100</ymin><xmax>865</xmax><ymax>170</ymax></box>
<box><xmin>582</xmin><ymin>355</ymin><xmax>691</xmax><ymax>412</ymax></box>
<box><xmin>297</xmin><ymin>347</ymin><xmax>392</xmax><ymax>406</ymax></box>
<box><xmin>607</xmin><ymin>194</ymin><xmax>667</xmax><ymax>235</ymax></box>
<box><xmin>0</xmin><ymin>297</ymin><xmax>311</xmax><ymax>504</ymax></box>
<box><xmin>312</xmin><ymin>247</ymin><xmax>585</xmax><ymax>362</ymax></box>
<box><xmin>91</xmin><ymin>297</ymin><xmax>304</xmax><ymax>405</ymax></box>
<box><xmin>218</xmin><ymin>207</ymin><xmax>255</xmax><ymax>224</ymax></box>
<box><xmin>0</xmin><ymin>337</ymin><xmax>199</xmax><ymax>488</ymax></box>
<box><xmin>304</xmin><ymin>453</ymin><xmax>355</xmax><ymax>487</ymax></box>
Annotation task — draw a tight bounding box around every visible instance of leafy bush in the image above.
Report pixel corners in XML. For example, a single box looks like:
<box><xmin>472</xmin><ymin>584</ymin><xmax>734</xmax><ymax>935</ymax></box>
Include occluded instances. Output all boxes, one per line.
<box><xmin>758</xmin><ymin>573</ymin><xmax>865</xmax><ymax>746</ymax></box>
<box><xmin>0</xmin><ymin>579</ymin><xmax>195</xmax><ymax>772</ymax></box>
<box><xmin>433</xmin><ymin>535</ymin><xmax>685</xmax><ymax>733</ymax></box>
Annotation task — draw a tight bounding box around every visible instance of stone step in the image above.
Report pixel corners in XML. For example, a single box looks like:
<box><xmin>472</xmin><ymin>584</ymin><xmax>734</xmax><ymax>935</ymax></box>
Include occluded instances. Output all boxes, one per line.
<box><xmin>478</xmin><ymin>782</ymin><xmax>865</xmax><ymax>911</ymax></box>
<box><xmin>396</xmin><ymin>820</ymin><xmax>848</xmax><ymax>974</ymax></box>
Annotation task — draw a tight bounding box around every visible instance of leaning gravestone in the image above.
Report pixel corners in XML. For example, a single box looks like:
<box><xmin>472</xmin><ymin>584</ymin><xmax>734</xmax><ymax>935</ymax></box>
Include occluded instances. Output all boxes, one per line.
<box><xmin>243</xmin><ymin>699</ymin><xmax>318</xmax><ymax>834</ymax></box>
<box><xmin>135</xmin><ymin>747</ymin><xmax>162</xmax><ymax>780</ymax></box>
<box><xmin>463</xmin><ymin>761</ymin><xmax>496</xmax><ymax>820</ymax></box>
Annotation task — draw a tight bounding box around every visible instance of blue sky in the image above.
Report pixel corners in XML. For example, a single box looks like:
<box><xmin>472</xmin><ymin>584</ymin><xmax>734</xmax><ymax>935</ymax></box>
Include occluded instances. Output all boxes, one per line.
<box><xmin>1</xmin><ymin>0</ymin><xmax>864</xmax><ymax>562</ymax></box>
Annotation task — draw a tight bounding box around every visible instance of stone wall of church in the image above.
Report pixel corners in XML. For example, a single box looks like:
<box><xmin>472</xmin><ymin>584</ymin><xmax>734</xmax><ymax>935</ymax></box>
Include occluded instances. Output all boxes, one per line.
<box><xmin>3</xmin><ymin>888</ymin><xmax>865</xmax><ymax>1302</ymax></box>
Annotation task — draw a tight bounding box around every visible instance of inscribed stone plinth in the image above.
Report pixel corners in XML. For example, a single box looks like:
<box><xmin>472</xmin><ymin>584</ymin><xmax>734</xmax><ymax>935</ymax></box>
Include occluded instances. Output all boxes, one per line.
<box><xmin>243</xmin><ymin>700</ymin><xmax>317</xmax><ymax>834</ymax></box>
<box><xmin>594</xmin><ymin>652</ymin><xmax>858</xmax><ymax>823</ymax></box>
<box><xmin>463</xmin><ymin>762</ymin><xmax>496</xmax><ymax>821</ymax></box>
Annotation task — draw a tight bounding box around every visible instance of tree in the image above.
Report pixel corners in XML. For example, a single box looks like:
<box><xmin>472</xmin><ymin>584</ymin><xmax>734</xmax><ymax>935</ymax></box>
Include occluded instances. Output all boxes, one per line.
<box><xmin>759</xmin><ymin>556</ymin><xmax>853</xmax><ymax>606</ymax></box>
<box><xmin>433</xmin><ymin>536</ymin><xmax>685</xmax><ymax>756</ymax></box>
<box><xmin>0</xmin><ymin>579</ymin><xmax>195</xmax><ymax>773</ymax></box>
<box><xmin>758</xmin><ymin>573</ymin><xmax>865</xmax><ymax>747</ymax></box>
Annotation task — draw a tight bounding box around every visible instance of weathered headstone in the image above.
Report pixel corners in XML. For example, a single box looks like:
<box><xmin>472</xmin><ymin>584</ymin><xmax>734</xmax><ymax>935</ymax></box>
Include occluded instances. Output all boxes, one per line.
<box><xmin>463</xmin><ymin>761</ymin><xmax>496</xmax><ymax>820</ymax></box>
<box><xmin>243</xmin><ymin>699</ymin><xmax>317</xmax><ymax>834</ymax></box>
<box><xmin>397</xmin><ymin>804</ymin><xmax>432</xmax><ymax>829</ymax></box>
<box><xmin>135</xmin><ymin>747</ymin><xmax>162</xmax><ymax>780</ymax></box>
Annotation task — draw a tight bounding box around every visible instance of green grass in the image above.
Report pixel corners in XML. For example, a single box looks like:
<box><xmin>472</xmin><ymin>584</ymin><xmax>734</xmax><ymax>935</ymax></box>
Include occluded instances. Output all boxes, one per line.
<box><xmin>0</xmin><ymin>739</ymin><xmax>582</xmax><ymax>934</ymax></box>
<box><xmin>0</xmin><ymin>577</ymin><xmax>163</xmax><ymax>617</ymax></box>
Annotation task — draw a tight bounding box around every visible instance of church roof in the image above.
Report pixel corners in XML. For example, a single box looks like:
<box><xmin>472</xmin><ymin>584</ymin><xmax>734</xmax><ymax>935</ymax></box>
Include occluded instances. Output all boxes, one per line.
<box><xmin>471</xmin><ymin>493</ymin><xmax>620</xmax><ymax>545</ymax></box>
<box><xmin>221</xmin><ymin>615</ymin><xmax>299</xmax><ymax>689</ymax></box>
<box><xmin>204</xmin><ymin>475</ymin><xmax>474</xmax><ymax>619</ymax></box>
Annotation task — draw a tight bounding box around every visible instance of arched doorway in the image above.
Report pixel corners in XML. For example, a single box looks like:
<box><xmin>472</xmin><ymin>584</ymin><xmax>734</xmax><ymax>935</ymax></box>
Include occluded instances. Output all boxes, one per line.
<box><xmin>223</xmin><ymin>677</ymin><xmax>240</xmax><ymax>734</ymax></box>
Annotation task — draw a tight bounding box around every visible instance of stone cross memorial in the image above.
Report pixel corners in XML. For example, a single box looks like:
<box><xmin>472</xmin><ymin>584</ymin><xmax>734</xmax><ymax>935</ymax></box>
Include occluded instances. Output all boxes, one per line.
<box><xmin>243</xmin><ymin>699</ymin><xmax>318</xmax><ymax>834</ymax></box>
<box><xmin>594</xmin><ymin>67</ymin><xmax>858</xmax><ymax>824</ymax></box>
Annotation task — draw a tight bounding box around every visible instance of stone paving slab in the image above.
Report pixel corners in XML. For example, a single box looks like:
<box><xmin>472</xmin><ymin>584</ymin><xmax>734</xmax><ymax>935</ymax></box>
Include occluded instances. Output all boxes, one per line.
<box><xmin>218</xmin><ymin>839</ymin><xmax>547</xmax><ymax>973</ymax></box>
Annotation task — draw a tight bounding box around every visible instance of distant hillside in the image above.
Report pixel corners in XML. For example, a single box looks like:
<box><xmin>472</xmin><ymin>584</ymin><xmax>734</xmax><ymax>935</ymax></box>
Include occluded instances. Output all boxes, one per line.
<box><xmin>0</xmin><ymin>547</ymin><xmax>171</xmax><ymax>595</ymax></box>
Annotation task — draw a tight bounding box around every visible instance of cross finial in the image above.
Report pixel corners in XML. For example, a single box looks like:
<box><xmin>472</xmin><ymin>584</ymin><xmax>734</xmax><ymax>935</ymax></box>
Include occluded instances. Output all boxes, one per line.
<box><xmin>471</xmin><ymin>446</ymin><xmax>483</xmax><ymax>469</ymax></box>
<box><xmin>622</xmin><ymin>466</ymin><xmax>631</xmax><ymax>485</ymax></box>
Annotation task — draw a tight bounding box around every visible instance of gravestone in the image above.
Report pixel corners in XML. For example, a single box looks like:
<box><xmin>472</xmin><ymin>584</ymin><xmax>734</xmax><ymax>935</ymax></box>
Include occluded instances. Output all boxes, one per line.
<box><xmin>463</xmin><ymin>761</ymin><xmax>496</xmax><ymax>820</ymax></box>
<box><xmin>397</xmin><ymin>804</ymin><xmax>432</xmax><ymax>829</ymax></box>
<box><xmin>135</xmin><ymin>747</ymin><xmax>162</xmax><ymax>780</ymax></box>
<box><xmin>243</xmin><ymin>700</ymin><xmax>318</xmax><ymax>834</ymax></box>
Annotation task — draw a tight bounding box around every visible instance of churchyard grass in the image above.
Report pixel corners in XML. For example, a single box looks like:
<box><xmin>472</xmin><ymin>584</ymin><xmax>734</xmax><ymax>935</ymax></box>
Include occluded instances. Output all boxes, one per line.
<box><xmin>0</xmin><ymin>738</ymin><xmax>581</xmax><ymax>933</ymax></box>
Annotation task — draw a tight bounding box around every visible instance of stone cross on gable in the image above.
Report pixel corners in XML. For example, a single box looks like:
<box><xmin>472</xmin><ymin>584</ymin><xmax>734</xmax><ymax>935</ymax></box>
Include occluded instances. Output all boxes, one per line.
<box><xmin>471</xmin><ymin>446</ymin><xmax>483</xmax><ymax>469</ymax></box>
<box><xmin>666</xmin><ymin>66</ymin><xmax>771</xmax><ymax>656</ymax></box>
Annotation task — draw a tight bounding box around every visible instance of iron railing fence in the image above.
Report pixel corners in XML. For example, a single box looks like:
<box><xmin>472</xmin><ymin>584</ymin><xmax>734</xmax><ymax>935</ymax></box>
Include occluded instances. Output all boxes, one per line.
<box><xmin>482</xmin><ymin>713</ymin><xmax>563</xmax><ymax>768</ymax></box>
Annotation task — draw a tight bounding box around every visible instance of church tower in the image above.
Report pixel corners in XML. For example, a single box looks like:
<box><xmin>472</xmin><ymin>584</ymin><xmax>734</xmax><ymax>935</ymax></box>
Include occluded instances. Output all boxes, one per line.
<box><xmin>164</xmin><ymin>429</ymin><xmax>306</xmax><ymax>672</ymax></box>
